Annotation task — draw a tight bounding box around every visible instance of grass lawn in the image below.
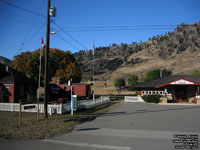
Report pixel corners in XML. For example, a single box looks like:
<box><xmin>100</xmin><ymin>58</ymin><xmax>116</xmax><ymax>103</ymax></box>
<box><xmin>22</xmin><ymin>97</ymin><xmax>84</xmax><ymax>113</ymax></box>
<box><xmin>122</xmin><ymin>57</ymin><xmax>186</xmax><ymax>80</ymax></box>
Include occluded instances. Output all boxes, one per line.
<box><xmin>0</xmin><ymin>101</ymin><xmax>120</xmax><ymax>142</ymax></box>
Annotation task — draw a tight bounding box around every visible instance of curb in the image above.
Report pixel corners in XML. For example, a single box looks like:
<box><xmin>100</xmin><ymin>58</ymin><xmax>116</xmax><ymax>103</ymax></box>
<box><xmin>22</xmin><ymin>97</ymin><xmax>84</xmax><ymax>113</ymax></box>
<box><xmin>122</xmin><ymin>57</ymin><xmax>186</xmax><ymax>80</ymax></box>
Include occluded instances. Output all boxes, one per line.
<box><xmin>158</xmin><ymin>103</ymin><xmax>200</xmax><ymax>106</ymax></box>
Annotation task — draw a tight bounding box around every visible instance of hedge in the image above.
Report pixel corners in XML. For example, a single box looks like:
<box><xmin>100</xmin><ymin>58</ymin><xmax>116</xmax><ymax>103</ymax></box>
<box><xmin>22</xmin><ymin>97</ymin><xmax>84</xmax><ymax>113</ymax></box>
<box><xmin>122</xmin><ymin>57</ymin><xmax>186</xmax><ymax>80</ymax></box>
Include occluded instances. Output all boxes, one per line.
<box><xmin>142</xmin><ymin>95</ymin><xmax>161</xmax><ymax>104</ymax></box>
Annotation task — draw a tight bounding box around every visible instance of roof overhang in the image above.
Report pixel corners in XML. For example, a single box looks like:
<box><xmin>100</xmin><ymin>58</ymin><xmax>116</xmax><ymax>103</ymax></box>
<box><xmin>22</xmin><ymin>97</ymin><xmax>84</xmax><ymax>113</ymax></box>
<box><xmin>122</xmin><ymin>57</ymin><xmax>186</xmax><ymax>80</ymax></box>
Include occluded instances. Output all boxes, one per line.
<box><xmin>156</xmin><ymin>78</ymin><xmax>200</xmax><ymax>88</ymax></box>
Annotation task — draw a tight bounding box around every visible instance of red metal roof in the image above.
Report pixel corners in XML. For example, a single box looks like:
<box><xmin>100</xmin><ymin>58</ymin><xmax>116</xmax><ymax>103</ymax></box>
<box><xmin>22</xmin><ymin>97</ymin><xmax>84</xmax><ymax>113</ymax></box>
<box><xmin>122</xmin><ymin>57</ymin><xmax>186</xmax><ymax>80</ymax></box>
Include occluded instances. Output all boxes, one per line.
<box><xmin>131</xmin><ymin>75</ymin><xmax>200</xmax><ymax>89</ymax></box>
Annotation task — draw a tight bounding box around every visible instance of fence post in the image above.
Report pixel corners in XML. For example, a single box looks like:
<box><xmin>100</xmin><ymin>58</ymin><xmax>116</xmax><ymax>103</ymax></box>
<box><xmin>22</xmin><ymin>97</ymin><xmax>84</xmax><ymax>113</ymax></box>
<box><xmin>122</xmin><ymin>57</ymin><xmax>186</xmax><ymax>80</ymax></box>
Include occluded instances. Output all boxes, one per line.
<box><xmin>60</xmin><ymin>103</ymin><xmax>62</xmax><ymax>114</ymax></box>
<box><xmin>37</xmin><ymin>103</ymin><xmax>39</xmax><ymax>121</ymax></box>
<box><xmin>12</xmin><ymin>103</ymin><xmax>14</xmax><ymax>112</ymax></box>
<box><xmin>19</xmin><ymin>100</ymin><xmax>22</xmax><ymax>127</ymax></box>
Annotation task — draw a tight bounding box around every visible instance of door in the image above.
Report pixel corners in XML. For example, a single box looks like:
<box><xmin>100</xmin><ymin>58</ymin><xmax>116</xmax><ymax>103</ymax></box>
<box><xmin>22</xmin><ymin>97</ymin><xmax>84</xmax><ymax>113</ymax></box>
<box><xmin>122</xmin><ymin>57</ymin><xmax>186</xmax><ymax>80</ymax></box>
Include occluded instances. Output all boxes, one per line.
<box><xmin>175</xmin><ymin>86</ymin><xmax>187</xmax><ymax>101</ymax></box>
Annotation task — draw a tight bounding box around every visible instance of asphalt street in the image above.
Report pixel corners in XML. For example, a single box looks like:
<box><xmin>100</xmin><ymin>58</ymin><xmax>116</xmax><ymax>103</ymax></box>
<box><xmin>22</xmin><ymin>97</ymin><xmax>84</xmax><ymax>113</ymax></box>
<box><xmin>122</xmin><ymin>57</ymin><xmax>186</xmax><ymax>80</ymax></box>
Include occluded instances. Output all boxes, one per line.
<box><xmin>1</xmin><ymin>102</ymin><xmax>200</xmax><ymax>150</ymax></box>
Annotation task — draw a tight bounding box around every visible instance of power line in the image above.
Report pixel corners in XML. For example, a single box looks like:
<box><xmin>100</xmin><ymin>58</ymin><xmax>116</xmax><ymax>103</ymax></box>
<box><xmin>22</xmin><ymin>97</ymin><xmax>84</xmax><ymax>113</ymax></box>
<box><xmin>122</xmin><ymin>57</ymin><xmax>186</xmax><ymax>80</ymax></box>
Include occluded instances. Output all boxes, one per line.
<box><xmin>21</xmin><ymin>0</ymin><xmax>46</xmax><ymax>51</ymax></box>
<box><xmin>54</xmin><ymin>24</ymin><xmax>178</xmax><ymax>33</ymax></box>
<box><xmin>55</xmin><ymin>34</ymin><xmax>79</xmax><ymax>50</ymax></box>
<box><xmin>56</xmin><ymin>24</ymin><xmax>200</xmax><ymax>33</ymax></box>
<box><xmin>15</xmin><ymin>23</ymin><xmax>46</xmax><ymax>56</ymax></box>
<box><xmin>58</xmin><ymin>24</ymin><xmax>200</xmax><ymax>31</ymax></box>
<box><xmin>57</xmin><ymin>27</ymin><xmax>175</xmax><ymax>33</ymax></box>
<box><xmin>54</xmin><ymin>22</ymin><xmax>88</xmax><ymax>50</ymax></box>
<box><xmin>0</xmin><ymin>13</ymin><xmax>44</xmax><ymax>26</ymax></box>
<box><xmin>62</xmin><ymin>24</ymin><xmax>178</xmax><ymax>29</ymax></box>
<box><xmin>0</xmin><ymin>0</ymin><xmax>46</xmax><ymax>18</ymax></box>
<box><xmin>0</xmin><ymin>8</ymin><xmax>45</xmax><ymax>25</ymax></box>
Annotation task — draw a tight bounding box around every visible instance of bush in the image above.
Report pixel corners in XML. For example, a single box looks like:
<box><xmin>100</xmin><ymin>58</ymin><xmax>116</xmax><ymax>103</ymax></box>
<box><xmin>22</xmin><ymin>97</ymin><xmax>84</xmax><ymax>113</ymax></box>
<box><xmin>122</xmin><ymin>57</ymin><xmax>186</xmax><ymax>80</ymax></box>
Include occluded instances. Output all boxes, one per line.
<box><xmin>114</xmin><ymin>77</ymin><xmax>126</xmax><ymax>89</ymax></box>
<box><xmin>141</xmin><ymin>69</ymin><xmax>172</xmax><ymax>82</ymax></box>
<box><xmin>142</xmin><ymin>95</ymin><xmax>161</xmax><ymax>104</ymax></box>
<box><xmin>128</xmin><ymin>74</ymin><xmax>138</xmax><ymax>86</ymax></box>
<box><xmin>178</xmin><ymin>44</ymin><xmax>186</xmax><ymax>52</ymax></box>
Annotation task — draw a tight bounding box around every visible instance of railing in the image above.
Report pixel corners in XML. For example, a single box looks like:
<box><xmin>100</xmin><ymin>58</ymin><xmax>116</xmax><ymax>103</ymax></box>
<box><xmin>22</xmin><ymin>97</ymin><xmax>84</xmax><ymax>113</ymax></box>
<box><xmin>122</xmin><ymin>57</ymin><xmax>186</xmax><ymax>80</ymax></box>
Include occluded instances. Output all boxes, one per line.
<box><xmin>0</xmin><ymin>96</ymin><xmax>110</xmax><ymax>114</ymax></box>
<box><xmin>124</xmin><ymin>96</ymin><xmax>144</xmax><ymax>102</ymax></box>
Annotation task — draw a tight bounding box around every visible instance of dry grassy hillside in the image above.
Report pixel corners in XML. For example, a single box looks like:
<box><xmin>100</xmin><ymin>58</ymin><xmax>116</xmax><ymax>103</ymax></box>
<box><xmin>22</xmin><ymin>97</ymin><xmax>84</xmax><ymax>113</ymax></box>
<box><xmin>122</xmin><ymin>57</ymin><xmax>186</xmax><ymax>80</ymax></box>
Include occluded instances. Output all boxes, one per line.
<box><xmin>75</xmin><ymin>22</ymin><xmax>200</xmax><ymax>94</ymax></box>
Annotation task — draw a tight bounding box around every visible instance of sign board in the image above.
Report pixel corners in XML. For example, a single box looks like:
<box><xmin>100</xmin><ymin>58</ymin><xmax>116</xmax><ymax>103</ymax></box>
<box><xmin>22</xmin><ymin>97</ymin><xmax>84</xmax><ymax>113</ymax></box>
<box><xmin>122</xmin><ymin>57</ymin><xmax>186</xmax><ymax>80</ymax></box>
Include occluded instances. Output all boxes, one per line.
<box><xmin>24</xmin><ymin>105</ymin><xmax>36</xmax><ymax>110</ymax></box>
<box><xmin>72</xmin><ymin>95</ymin><xmax>77</xmax><ymax>111</ymax></box>
<box><xmin>68</xmin><ymin>80</ymin><xmax>72</xmax><ymax>86</ymax></box>
<box><xmin>170</xmin><ymin>79</ymin><xmax>194</xmax><ymax>85</ymax></box>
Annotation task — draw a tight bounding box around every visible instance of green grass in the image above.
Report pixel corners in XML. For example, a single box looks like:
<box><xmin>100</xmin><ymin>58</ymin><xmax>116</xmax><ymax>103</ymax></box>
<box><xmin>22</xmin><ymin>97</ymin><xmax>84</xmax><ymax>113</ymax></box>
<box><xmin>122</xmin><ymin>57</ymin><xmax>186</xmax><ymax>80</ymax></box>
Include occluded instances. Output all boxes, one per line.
<box><xmin>0</xmin><ymin>101</ymin><xmax>120</xmax><ymax>142</ymax></box>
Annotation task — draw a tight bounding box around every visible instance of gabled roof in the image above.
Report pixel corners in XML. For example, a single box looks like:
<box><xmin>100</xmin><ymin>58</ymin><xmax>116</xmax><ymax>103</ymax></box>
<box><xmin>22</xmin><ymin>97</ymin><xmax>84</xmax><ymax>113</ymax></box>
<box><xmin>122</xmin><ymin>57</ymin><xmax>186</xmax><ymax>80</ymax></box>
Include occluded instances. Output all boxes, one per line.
<box><xmin>132</xmin><ymin>75</ymin><xmax>200</xmax><ymax>89</ymax></box>
<box><xmin>0</xmin><ymin>64</ymin><xmax>37</xmax><ymax>85</ymax></box>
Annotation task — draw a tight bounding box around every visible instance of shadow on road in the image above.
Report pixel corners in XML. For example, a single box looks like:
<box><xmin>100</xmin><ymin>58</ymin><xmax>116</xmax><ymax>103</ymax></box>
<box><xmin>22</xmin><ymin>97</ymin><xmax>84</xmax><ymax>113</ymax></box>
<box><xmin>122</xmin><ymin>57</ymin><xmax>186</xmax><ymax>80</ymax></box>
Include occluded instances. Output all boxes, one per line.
<box><xmin>99</xmin><ymin>105</ymin><xmax>200</xmax><ymax>117</ymax></box>
<box><xmin>64</xmin><ymin>115</ymin><xmax>97</xmax><ymax>123</ymax></box>
<box><xmin>76</xmin><ymin>128</ymin><xmax>100</xmax><ymax>131</ymax></box>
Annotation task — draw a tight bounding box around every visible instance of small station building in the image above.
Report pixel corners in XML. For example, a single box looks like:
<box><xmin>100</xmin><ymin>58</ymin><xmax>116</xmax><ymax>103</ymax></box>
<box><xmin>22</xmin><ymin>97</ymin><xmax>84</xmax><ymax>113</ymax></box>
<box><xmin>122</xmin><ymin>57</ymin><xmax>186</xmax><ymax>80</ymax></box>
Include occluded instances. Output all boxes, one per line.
<box><xmin>0</xmin><ymin>65</ymin><xmax>38</xmax><ymax>103</ymax></box>
<box><xmin>131</xmin><ymin>75</ymin><xmax>200</xmax><ymax>103</ymax></box>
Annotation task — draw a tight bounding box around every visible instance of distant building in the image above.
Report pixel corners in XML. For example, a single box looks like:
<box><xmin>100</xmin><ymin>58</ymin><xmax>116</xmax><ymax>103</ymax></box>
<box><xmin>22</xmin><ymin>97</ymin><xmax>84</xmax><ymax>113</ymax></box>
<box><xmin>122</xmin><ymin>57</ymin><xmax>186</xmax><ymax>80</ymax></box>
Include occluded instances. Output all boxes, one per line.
<box><xmin>129</xmin><ymin>75</ymin><xmax>200</xmax><ymax>103</ymax></box>
<box><xmin>0</xmin><ymin>64</ymin><xmax>37</xmax><ymax>103</ymax></box>
<box><xmin>51</xmin><ymin>77</ymin><xmax>92</xmax><ymax>99</ymax></box>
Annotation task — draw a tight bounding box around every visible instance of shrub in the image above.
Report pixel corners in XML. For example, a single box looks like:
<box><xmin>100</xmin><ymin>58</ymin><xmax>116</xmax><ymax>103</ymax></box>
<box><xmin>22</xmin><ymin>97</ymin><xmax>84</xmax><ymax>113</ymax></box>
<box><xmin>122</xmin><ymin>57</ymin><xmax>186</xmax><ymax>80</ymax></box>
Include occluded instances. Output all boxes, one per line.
<box><xmin>142</xmin><ymin>95</ymin><xmax>161</xmax><ymax>104</ymax></box>
<box><xmin>128</xmin><ymin>74</ymin><xmax>138</xmax><ymax>86</ymax></box>
<box><xmin>178</xmin><ymin>44</ymin><xmax>186</xmax><ymax>52</ymax></box>
<box><xmin>114</xmin><ymin>77</ymin><xmax>126</xmax><ymax>89</ymax></box>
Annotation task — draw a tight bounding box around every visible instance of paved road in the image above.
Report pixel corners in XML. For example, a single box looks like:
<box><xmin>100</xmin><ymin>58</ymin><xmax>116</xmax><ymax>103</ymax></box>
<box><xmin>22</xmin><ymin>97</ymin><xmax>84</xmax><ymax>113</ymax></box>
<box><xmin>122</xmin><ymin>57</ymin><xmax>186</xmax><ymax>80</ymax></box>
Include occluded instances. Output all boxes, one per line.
<box><xmin>1</xmin><ymin>102</ymin><xmax>200</xmax><ymax>150</ymax></box>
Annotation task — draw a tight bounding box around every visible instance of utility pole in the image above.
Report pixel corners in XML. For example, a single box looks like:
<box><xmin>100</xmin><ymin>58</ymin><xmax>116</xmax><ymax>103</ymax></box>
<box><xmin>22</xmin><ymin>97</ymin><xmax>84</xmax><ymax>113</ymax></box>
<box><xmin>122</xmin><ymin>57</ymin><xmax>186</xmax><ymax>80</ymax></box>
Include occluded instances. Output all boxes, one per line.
<box><xmin>93</xmin><ymin>42</ymin><xmax>95</xmax><ymax>101</ymax></box>
<box><xmin>44</xmin><ymin>0</ymin><xmax>50</xmax><ymax>119</ymax></box>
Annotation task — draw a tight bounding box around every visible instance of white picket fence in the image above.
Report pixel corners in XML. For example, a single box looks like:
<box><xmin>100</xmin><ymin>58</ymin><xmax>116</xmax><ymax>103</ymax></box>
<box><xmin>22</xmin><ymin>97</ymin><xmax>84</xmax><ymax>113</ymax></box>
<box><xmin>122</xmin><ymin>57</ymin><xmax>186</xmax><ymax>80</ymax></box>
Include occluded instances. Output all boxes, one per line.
<box><xmin>124</xmin><ymin>96</ymin><xmax>145</xmax><ymax>102</ymax></box>
<box><xmin>0</xmin><ymin>96</ymin><xmax>110</xmax><ymax>114</ymax></box>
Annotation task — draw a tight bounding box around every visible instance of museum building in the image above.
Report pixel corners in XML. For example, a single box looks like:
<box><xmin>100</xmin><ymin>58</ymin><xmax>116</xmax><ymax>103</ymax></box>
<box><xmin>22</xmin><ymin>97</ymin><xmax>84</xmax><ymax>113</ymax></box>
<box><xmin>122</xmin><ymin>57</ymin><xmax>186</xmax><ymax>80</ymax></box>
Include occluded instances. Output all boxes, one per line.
<box><xmin>131</xmin><ymin>75</ymin><xmax>200</xmax><ymax>103</ymax></box>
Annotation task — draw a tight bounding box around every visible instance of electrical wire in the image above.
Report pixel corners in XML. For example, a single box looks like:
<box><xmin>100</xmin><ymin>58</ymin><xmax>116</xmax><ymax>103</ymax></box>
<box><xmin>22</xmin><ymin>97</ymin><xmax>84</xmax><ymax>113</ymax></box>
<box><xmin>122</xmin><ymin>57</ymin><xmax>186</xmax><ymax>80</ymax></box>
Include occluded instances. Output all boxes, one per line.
<box><xmin>55</xmin><ymin>24</ymin><xmax>200</xmax><ymax>33</ymax></box>
<box><xmin>55</xmin><ymin>34</ymin><xmax>79</xmax><ymax>50</ymax></box>
<box><xmin>55</xmin><ymin>25</ymin><xmax>178</xmax><ymax>33</ymax></box>
<box><xmin>15</xmin><ymin>23</ymin><xmax>46</xmax><ymax>56</ymax></box>
<box><xmin>0</xmin><ymin>8</ymin><xmax>45</xmax><ymax>25</ymax></box>
<box><xmin>57</xmin><ymin>27</ymin><xmax>175</xmax><ymax>33</ymax></box>
<box><xmin>0</xmin><ymin>0</ymin><xmax>46</xmax><ymax>18</ymax></box>
<box><xmin>0</xmin><ymin>13</ymin><xmax>44</xmax><ymax>26</ymax></box>
<box><xmin>53</xmin><ymin>22</ymin><xmax>88</xmax><ymax>50</ymax></box>
<box><xmin>21</xmin><ymin>0</ymin><xmax>46</xmax><ymax>51</ymax></box>
<box><xmin>62</xmin><ymin>25</ymin><xmax>178</xmax><ymax>29</ymax></box>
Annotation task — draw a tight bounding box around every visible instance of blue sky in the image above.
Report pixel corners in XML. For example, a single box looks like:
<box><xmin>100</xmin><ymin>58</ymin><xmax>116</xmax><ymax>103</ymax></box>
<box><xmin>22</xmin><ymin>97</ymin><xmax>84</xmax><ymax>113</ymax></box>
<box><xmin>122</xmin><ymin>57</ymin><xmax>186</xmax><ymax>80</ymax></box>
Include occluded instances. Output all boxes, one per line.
<box><xmin>0</xmin><ymin>0</ymin><xmax>200</xmax><ymax>60</ymax></box>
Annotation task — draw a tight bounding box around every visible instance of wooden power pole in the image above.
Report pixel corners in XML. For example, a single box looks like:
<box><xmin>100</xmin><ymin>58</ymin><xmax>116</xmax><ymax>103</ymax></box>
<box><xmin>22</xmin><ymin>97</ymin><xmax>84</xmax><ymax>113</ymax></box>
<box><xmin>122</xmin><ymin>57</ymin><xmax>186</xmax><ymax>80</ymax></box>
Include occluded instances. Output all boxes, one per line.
<box><xmin>44</xmin><ymin>0</ymin><xmax>50</xmax><ymax>119</ymax></box>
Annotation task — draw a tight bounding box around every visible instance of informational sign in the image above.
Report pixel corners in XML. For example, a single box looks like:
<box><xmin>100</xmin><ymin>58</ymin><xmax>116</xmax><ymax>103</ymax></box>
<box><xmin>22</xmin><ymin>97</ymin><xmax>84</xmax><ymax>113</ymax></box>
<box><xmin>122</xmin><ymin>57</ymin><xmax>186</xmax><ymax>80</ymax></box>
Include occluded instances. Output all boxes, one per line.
<box><xmin>72</xmin><ymin>95</ymin><xmax>77</xmax><ymax>111</ymax></box>
<box><xmin>170</xmin><ymin>79</ymin><xmax>194</xmax><ymax>85</ymax></box>
<box><xmin>72</xmin><ymin>96</ymin><xmax>75</xmax><ymax>110</ymax></box>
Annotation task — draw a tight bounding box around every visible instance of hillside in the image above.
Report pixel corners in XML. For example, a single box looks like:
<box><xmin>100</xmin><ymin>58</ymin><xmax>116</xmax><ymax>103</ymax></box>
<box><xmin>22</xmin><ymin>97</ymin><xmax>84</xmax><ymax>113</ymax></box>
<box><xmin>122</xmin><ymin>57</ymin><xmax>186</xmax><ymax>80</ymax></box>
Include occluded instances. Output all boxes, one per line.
<box><xmin>74</xmin><ymin>22</ymin><xmax>200</xmax><ymax>82</ymax></box>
